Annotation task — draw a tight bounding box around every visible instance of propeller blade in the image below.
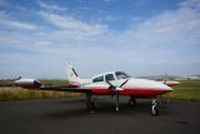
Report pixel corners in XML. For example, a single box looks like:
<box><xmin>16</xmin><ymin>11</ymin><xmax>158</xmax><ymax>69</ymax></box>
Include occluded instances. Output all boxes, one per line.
<box><xmin>120</xmin><ymin>79</ymin><xmax>129</xmax><ymax>88</ymax></box>
<box><xmin>105</xmin><ymin>79</ymin><xmax>128</xmax><ymax>111</ymax></box>
<box><xmin>106</xmin><ymin>79</ymin><xmax>128</xmax><ymax>91</ymax></box>
<box><xmin>106</xmin><ymin>80</ymin><xmax>115</xmax><ymax>89</ymax></box>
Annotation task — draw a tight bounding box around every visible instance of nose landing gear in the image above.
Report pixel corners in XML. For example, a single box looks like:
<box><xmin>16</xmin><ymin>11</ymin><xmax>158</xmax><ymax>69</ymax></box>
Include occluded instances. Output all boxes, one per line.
<box><xmin>151</xmin><ymin>99</ymin><xmax>159</xmax><ymax>116</ymax></box>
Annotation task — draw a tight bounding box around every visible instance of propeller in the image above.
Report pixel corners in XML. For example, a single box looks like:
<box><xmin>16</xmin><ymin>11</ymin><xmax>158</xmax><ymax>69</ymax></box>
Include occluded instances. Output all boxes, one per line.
<box><xmin>106</xmin><ymin>79</ymin><xmax>129</xmax><ymax>111</ymax></box>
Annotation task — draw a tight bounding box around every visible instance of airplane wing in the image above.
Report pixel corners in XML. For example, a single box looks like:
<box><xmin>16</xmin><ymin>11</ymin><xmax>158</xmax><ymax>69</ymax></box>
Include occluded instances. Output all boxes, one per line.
<box><xmin>14</xmin><ymin>78</ymin><xmax>122</xmax><ymax>94</ymax></box>
<box><xmin>14</xmin><ymin>78</ymin><xmax>91</xmax><ymax>93</ymax></box>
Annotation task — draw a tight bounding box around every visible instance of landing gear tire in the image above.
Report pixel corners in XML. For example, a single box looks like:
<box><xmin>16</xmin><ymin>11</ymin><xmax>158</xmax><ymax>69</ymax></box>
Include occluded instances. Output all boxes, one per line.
<box><xmin>86</xmin><ymin>101</ymin><xmax>95</xmax><ymax>112</ymax></box>
<box><xmin>128</xmin><ymin>99</ymin><xmax>136</xmax><ymax>107</ymax></box>
<box><xmin>151</xmin><ymin>99</ymin><xmax>159</xmax><ymax>116</ymax></box>
<box><xmin>151</xmin><ymin>104</ymin><xmax>159</xmax><ymax>116</ymax></box>
<box><xmin>86</xmin><ymin>94</ymin><xmax>95</xmax><ymax>113</ymax></box>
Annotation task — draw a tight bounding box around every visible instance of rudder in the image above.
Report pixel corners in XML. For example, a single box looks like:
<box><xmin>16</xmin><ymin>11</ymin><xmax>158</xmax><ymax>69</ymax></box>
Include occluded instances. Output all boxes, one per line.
<box><xmin>66</xmin><ymin>64</ymin><xmax>81</xmax><ymax>87</ymax></box>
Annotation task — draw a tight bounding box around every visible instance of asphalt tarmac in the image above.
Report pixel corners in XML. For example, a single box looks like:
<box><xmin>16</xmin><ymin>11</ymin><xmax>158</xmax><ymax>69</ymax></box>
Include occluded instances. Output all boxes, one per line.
<box><xmin>0</xmin><ymin>97</ymin><xmax>200</xmax><ymax>134</ymax></box>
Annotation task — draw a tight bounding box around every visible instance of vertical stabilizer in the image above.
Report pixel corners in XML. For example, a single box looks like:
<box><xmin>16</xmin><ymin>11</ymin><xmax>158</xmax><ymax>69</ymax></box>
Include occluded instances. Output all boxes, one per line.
<box><xmin>66</xmin><ymin>64</ymin><xmax>81</xmax><ymax>87</ymax></box>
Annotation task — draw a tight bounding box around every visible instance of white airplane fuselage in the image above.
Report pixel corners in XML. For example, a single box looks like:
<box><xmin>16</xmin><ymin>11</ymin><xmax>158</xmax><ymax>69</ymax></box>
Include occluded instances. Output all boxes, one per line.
<box><xmin>68</xmin><ymin>71</ymin><xmax>173</xmax><ymax>98</ymax></box>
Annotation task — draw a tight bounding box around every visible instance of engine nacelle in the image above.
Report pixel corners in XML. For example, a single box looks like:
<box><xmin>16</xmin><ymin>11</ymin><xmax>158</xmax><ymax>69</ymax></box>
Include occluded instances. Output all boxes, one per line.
<box><xmin>163</xmin><ymin>80</ymin><xmax>180</xmax><ymax>87</ymax></box>
<box><xmin>15</xmin><ymin>78</ymin><xmax>41</xmax><ymax>89</ymax></box>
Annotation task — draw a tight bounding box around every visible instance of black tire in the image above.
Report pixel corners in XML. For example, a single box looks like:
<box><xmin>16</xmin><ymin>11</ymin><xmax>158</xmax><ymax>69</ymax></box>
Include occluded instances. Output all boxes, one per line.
<box><xmin>128</xmin><ymin>99</ymin><xmax>136</xmax><ymax>107</ymax></box>
<box><xmin>151</xmin><ymin>105</ymin><xmax>159</xmax><ymax>116</ymax></box>
<box><xmin>86</xmin><ymin>101</ymin><xmax>95</xmax><ymax>112</ymax></box>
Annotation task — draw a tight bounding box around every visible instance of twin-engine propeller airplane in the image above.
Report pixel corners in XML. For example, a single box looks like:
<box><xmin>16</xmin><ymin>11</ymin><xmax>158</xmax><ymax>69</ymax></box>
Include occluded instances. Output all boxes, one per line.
<box><xmin>15</xmin><ymin>64</ymin><xmax>179</xmax><ymax>116</ymax></box>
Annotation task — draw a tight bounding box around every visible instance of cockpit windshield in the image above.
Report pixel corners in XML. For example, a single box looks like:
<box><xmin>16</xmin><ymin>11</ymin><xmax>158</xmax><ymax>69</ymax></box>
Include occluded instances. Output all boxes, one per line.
<box><xmin>115</xmin><ymin>71</ymin><xmax>130</xmax><ymax>80</ymax></box>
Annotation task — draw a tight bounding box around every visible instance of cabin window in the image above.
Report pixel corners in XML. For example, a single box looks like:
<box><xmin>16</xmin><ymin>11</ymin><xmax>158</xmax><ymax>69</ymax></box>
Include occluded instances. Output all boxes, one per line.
<box><xmin>115</xmin><ymin>71</ymin><xmax>129</xmax><ymax>79</ymax></box>
<box><xmin>92</xmin><ymin>75</ymin><xmax>104</xmax><ymax>83</ymax></box>
<box><xmin>105</xmin><ymin>74</ymin><xmax>115</xmax><ymax>81</ymax></box>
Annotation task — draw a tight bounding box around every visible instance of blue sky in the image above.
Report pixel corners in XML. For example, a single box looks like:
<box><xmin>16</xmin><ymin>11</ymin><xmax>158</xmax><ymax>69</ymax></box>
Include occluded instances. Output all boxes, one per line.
<box><xmin>0</xmin><ymin>0</ymin><xmax>200</xmax><ymax>79</ymax></box>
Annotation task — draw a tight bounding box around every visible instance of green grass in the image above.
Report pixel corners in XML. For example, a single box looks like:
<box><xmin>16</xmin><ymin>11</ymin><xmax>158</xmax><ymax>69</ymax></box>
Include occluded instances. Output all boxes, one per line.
<box><xmin>163</xmin><ymin>80</ymin><xmax>200</xmax><ymax>101</ymax></box>
<box><xmin>0</xmin><ymin>87</ymin><xmax>83</xmax><ymax>101</ymax></box>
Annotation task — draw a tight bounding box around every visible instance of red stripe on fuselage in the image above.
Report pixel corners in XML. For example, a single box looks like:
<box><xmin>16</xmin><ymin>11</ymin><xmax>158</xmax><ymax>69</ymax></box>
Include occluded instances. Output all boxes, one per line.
<box><xmin>91</xmin><ymin>88</ymin><xmax>171</xmax><ymax>98</ymax></box>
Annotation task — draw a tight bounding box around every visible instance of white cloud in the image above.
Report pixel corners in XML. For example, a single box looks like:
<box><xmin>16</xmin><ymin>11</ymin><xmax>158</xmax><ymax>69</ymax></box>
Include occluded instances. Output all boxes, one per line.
<box><xmin>0</xmin><ymin>12</ymin><xmax>38</xmax><ymax>31</ymax></box>
<box><xmin>0</xmin><ymin>19</ymin><xmax>38</xmax><ymax>31</ymax></box>
<box><xmin>180</xmin><ymin>0</ymin><xmax>200</xmax><ymax>8</ymax></box>
<box><xmin>39</xmin><ymin>11</ymin><xmax>109</xmax><ymax>40</ymax></box>
<box><xmin>123</xmin><ymin>0</ymin><xmax>200</xmax><ymax>50</ymax></box>
<box><xmin>38</xmin><ymin>1</ymin><xmax>68</xmax><ymax>12</ymax></box>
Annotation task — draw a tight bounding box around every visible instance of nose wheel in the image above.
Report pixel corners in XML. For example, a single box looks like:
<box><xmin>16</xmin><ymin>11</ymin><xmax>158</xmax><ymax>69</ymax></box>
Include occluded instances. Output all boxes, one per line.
<box><xmin>151</xmin><ymin>99</ymin><xmax>159</xmax><ymax>116</ymax></box>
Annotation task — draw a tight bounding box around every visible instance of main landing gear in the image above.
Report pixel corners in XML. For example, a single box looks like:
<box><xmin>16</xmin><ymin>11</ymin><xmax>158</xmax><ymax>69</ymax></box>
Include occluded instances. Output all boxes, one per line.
<box><xmin>128</xmin><ymin>96</ymin><xmax>137</xmax><ymax>107</ymax></box>
<box><xmin>86</xmin><ymin>93</ymin><xmax>95</xmax><ymax>113</ymax></box>
<box><xmin>85</xmin><ymin>94</ymin><xmax>160</xmax><ymax>116</ymax></box>
<box><xmin>151</xmin><ymin>98</ymin><xmax>159</xmax><ymax>116</ymax></box>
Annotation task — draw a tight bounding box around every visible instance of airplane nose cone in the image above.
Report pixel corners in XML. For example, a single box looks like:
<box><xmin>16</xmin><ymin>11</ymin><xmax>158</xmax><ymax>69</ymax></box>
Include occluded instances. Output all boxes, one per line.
<box><xmin>128</xmin><ymin>78</ymin><xmax>174</xmax><ymax>92</ymax></box>
<box><xmin>144</xmin><ymin>79</ymin><xmax>174</xmax><ymax>92</ymax></box>
<box><xmin>158</xmin><ymin>83</ymin><xmax>174</xmax><ymax>92</ymax></box>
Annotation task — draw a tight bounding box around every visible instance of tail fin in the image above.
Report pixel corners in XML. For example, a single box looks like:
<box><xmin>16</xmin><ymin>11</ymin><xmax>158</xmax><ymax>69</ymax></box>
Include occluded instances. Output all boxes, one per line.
<box><xmin>66</xmin><ymin>64</ymin><xmax>81</xmax><ymax>87</ymax></box>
